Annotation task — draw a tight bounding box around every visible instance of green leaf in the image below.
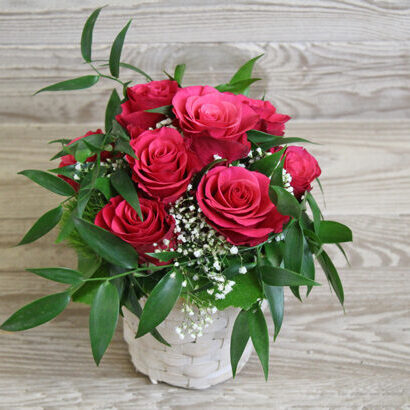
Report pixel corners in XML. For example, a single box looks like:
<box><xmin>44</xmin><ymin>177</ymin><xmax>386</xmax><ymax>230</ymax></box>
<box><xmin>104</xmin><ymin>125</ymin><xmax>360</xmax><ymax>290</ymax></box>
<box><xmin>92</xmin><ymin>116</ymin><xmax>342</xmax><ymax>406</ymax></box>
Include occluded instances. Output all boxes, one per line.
<box><xmin>136</xmin><ymin>270</ymin><xmax>183</xmax><ymax>338</ymax></box>
<box><xmin>109</xmin><ymin>19</ymin><xmax>132</xmax><ymax>78</ymax></box>
<box><xmin>124</xmin><ymin>286</ymin><xmax>170</xmax><ymax>347</ymax></box>
<box><xmin>145</xmin><ymin>251</ymin><xmax>180</xmax><ymax>262</ymax></box>
<box><xmin>74</xmin><ymin>140</ymin><xmax>93</xmax><ymax>163</ymax></box>
<box><xmin>89</xmin><ymin>281</ymin><xmax>119</xmax><ymax>365</ymax></box>
<box><xmin>114</xmin><ymin>139</ymin><xmax>137</xmax><ymax>159</ymax></box>
<box><xmin>230</xmin><ymin>310</ymin><xmax>250</xmax><ymax>377</ymax></box>
<box><xmin>0</xmin><ymin>292</ymin><xmax>70</xmax><ymax>331</ymax></box>
<box><xmin>48</xmin><ymin>138</ymin><xmax>71</xmax><ymax>145</ymax></box>
<box><xmin>110</xmin><ymin>120</ymin><xmax>130</xmax><ymax>141</ymax></box>
<box><xmin>27</xmin><ymin>267</ymin><xmax>83</xmax><ymax>285</ymax></box>
<box><xmin>317</xmin><ymin>250</ymin><xmax>344</xmax><ymax>306</ymax></box>
<box><xmin>117</xmin><ymin>62</ymin><xmax>153</xmax><ymax>81</ymax></box>
<box><xmin>18</xmin><ymin>205</ymin><xmax>63</xmax><ymax>245</ymax></box>
<box><xmin>72</xmin><ymin>258</ymin><xmax>104</xmax><ymax>305</ymax></box>
<box><xmin>259</xmin><ymin>265</ymin><xmax>320</xmax><ymax>287</ymax></box>
<box><xmin>173</xmin><ymin>63</ymin><xmax>186</xmax><ymax>86</ymax></box>
<box><xmin>229</xmin><ymin>54</ymin><xmax>263</xmax><ymax>96</ymax></box>
<box><xmin>269</xmin><ymin>185</ymin><xmax>301</xmax><ymax>219</ymax></box>
<box><xmin>247</xmin><ymin>130</ymin><xmax>313</xmax><ymax>151</ymax></box>
<box><xmin>306</xmin><ymin>192</ymin><xmax>322</xmax><ymax>233</ymax></box>
<box><xmin>211</xmin><ymin>270</ymin><xmax>263</xmax><ymax>311</ymax></box>
<box><xmin>110</xmin><ymin>168</ymin><xmax>142</xmax><ymax>221</ymax></box>
<box><xmin>247</xmin><ymin>305</ymin><xmax>269</xmax><ymax>380</ymax></box>
<box><xmin>56</xmin><ymin>208</ymin><xmax>75</xmax><ymax>243</ymax></box>
<box><xmin>34</xmin><ymin>75</ymin><xmax>99</xmax><ymax>95</ymax></box>
<box><xmin>250</xmin><ymin>147</ymin><xmax>285</xmax><ymax>177</ymax></box>
<box><xmin>264</xmin><ymin>242</ymin><xmax>282</xmax><ymax>267</ymax></box>
<box><xmin>95</xmin><ymin>176</ymin><xmax>112</xmax><ymax>200</ymax></box>
<box><xmin>18</xmin><ymin>170</ymin><xmax>75</xmax><ymax>196</ymax></box>
<box><xmin>105</xmin><ymin>89</ymin><xmax>122</xmax><ymax>133</ymax></box>
<box><xmin>263</xmin><ymin>284</ymin><xmax>284</xmax><ymax>340</ymax></box>
<box><xmin>73</xmin><ymin>217</ymin><xmax>139</xmax><ymax>269</ymax></box>
<box><xmin>81</xmin><ymin>7</ymin><xmax>104</xmax><ymax>62</ymax></box>
<box><xmin>215</xmin><ymin>78</ymin><xmax>260</xmax><ymax>94</ymax></box>
<box><xmin>145</xmin><ymin>105</ymin><xmax>173</xmax><ymax>115</ymax></box>
<box><xmin>284</xmin><ymin>223</ymin><xmax>303</xmax><ymax>273</ymax></box>
<box><xmin>302</xmin><ymin>244</ymin><xmax>316</xmax><ymax>297</ymax></box>
<box><xmin>284</xmin><ymin>222</ymin><xmax>304</xmax><ymax>300</ymax></box>
<box><xmin>318</xmin><ymin>221</ymin><xmax>353</xmax><ymax>243</ymax></box>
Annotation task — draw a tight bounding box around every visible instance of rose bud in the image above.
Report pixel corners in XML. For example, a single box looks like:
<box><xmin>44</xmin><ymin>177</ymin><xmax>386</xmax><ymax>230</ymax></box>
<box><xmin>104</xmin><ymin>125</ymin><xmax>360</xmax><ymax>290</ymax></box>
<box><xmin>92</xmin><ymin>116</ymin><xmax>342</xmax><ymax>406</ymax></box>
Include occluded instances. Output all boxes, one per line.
<box><xmin>196</xmin><ymin>166</ymin><xmax>289</xmax><ymax>246</ymax></box>
<box><xmin>271</xmin><ymin>146</ymin><xmax>322</xmax><ymax>199</ymax></box>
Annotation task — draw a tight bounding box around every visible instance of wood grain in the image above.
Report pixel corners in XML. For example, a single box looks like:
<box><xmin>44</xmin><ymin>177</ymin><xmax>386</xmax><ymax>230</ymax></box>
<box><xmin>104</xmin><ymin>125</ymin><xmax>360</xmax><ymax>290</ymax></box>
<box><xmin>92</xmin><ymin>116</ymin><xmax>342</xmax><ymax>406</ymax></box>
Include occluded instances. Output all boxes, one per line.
<box><xmin>1</xmin><ymin>121</ymin><xmax>409</xmax><ymax>217</ymax></box>
<box><xmin>1</xmin><ymin>41</ymin><xmax>409</xmax><ymax>123</ymax></box>
<box><xmin>0</xmin><ymin>0</ymin><xmax>409</xmax><ymax>44</ymax></box>
<box><xmin>1</xmin><ymin>266</ymin><xmax>409</xmax><ymax>408</ymax></box>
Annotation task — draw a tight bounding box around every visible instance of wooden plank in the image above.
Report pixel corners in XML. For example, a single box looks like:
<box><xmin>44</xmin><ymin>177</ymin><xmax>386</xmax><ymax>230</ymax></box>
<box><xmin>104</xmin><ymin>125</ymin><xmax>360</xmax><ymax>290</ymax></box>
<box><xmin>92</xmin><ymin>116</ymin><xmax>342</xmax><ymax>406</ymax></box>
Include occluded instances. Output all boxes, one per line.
<box><xmin>0</xmin><ymin>121</ymin><xmax>409</xmax><ymax>216</ymax></box>
<box><xmin>1</xmin><ymin>41</ymin><xmax>409</xmax><ymax>123</ymax></box>
<box><xmin>0</xmin><ymin>266</ymin><xmax>409</xmax><ymax>407</ymax></box>
<box><xmin>0</xmin><ymin>1</ymin><xmax>409</xmax><ymax>44</ymax></box>
<box><xmin>1</xmin><ymin>214</ymin><xmax>408</xmax><ymax>273</ymax></box>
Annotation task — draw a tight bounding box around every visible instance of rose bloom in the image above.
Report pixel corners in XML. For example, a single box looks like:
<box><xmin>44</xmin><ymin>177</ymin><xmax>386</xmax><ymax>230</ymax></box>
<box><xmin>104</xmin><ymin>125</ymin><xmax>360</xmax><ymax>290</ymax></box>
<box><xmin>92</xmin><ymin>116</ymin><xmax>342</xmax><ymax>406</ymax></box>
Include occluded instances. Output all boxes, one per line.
<box><xmin>241</xmin><ymin>96</ymin><xmax>290</xmax><ymax>136</ymax></box>
<box><xmin>116</xmin><ymin>80</ymin><xmax>179</xmax><ymax>136</ymax></box>
<box><xmin>271</xmin><ymin>146</ymin><xmax>322</xmax><ymax>198</ymax></box>
<box><xmin>126</xmin><ymin>127</ymin><xmax>201</xmax><ymax>204</ymax></box>
<box><xmin>58</xmin><ymin>129</ymin><xmax>105</xmax><ymax>191</ymax></box>
<box><xmin>95</xmin><ymin>195</ymin><xmax>175</xmax><ymax>264</ymax></box>
<box><xmin>172</xmin><ymin>86</ymin><xmax>258</xmax><ymax>164</ymax></box>
<box><xmin>197</xmin><ymin>166</ymin><xmax>289</xmax><ymax>246</ymax></box>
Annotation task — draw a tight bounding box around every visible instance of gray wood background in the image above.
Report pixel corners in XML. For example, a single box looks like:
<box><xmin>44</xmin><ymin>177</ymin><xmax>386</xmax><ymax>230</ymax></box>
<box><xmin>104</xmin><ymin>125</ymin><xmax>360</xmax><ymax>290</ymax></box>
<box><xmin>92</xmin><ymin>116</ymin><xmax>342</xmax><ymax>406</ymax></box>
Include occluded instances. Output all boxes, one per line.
<box><xmin>0</xmin><ymin>1</ymin><xmax>409</xmax><ymax>408</ymax></box>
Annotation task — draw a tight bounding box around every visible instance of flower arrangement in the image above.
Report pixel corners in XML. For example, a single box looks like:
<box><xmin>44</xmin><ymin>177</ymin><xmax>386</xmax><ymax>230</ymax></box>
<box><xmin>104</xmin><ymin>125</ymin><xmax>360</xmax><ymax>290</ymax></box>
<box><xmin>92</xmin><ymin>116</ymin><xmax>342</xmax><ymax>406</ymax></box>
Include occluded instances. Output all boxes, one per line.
<box><xmin>1</xmin><ymin>8</ymin><xmax>352</xmax><ymax>384</ymax></box>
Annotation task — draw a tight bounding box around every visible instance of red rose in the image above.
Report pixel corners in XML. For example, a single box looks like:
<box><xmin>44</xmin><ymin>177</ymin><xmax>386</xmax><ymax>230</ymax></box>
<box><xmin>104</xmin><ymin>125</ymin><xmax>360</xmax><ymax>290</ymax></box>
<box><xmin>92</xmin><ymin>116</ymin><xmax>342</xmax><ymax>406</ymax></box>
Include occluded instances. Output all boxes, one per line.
<box><xmin>270</xmin><ymin>146</ymin><xmax>321</xmax><ymax>198</ymax></box>
<box><xmin>126</xmin><ymin>127</ymin><xmax>201</xmax><ymax>204</ymax></box>
<box><xmin>196</xmin><ymin>166</ymin><xmax>289</xmax><ymax>246</ymax></box>
<box><xmin>116</xmin><ymin>80</ymin><xmax>179</xmax><ymax>134</ymax></box>
<box><xmin>95</xmin><ymin>195</ymin><xmax>175</xmax><ymax>264</ymax></box>
<box><xmin>172</xmin><ymin>86</ymin><xmax>258</xmax><ymax>164</ymax></box>
<box><xmin>241</xmin><ymin>96</ymin><xmax>290</xmax><ymax>136</ymax></box>
<box><xmin>58</xmin><ymin>129</ymin><xmax>104</xmax><ymax>191</ymax></box>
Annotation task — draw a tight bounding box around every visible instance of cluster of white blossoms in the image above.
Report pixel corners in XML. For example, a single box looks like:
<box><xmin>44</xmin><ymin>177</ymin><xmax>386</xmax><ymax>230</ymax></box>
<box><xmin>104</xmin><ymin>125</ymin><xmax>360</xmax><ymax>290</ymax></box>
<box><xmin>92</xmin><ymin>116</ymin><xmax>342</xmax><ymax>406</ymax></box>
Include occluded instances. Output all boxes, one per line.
<box><xmin>175</xmin><ymin>303</ymin><xmax>218</xmax><ymax>340</ymax></box>
<box><xmin>165</xmin><ymin>194</ymin><xmax>243</xmax><ymax>300</ymax></box>
<box><xmin>282</xmin><ymin>168</ymin><xmax>294</xmax><ymax>194</ymax></box>
<box><xmin>71</xmin><ymin>157</ymin><xmax>126</xmax><ymax>181</ymax></box>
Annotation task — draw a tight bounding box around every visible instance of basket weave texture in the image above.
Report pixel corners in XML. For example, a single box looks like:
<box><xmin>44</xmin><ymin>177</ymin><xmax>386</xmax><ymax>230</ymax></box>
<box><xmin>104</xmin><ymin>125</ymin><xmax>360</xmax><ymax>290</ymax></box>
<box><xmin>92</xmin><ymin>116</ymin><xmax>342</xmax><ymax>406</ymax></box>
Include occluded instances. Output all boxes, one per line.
<box><xmin>122</xmin><ymin>300</ymin><xmax>253</xmax><ymax>389</ymax></box>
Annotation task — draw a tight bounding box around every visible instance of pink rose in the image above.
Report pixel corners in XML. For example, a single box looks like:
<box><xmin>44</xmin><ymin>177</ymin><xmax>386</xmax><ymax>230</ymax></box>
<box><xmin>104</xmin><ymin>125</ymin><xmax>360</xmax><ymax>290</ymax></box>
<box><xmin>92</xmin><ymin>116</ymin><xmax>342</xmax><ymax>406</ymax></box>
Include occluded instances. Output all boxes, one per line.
<box><xmin>95</xmin><ymin>195</ymin><xmax>175</xmax><ymax>264</ymax></box>
<box><xmin>196</xmin><ymin>166</ymin><xmax>289</xmax><ymax>246</ymax></box>
<box><xmin>241</xmin><ymin>96</ymin><xmax>290</xmax><ymax>136</ymax></box>
<box><xmin>270</xmin><ymin>146</ymin><xmax>321</xmax><ymax>198</ymax></box>
<box><xmin>58</xmin><ymin>129</ymin><xmax>104</xmax><ymax>191</ymax></box>
<box><xmin>172</xmin><ymin>86</ymin><xmax>258</xmax><ymax>164</ymax></box>
<box><xmin>126</xmin><ymin>127</ymin><xmax>201</xmax><ymax>204</ymax></box>
<box><xmin>116</xmin><ymin>80</ymin><xmax>179</xmax><ymax>133</ymax></box>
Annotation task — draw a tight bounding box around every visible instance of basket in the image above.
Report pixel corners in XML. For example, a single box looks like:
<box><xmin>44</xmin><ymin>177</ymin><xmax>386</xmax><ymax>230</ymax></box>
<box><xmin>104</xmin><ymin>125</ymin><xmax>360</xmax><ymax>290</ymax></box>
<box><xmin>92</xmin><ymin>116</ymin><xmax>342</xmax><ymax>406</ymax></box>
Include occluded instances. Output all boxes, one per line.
<box><xmin>122</xmin><ymin>300</ymin><xmax>253</xmax><ymax>389</ymax></box>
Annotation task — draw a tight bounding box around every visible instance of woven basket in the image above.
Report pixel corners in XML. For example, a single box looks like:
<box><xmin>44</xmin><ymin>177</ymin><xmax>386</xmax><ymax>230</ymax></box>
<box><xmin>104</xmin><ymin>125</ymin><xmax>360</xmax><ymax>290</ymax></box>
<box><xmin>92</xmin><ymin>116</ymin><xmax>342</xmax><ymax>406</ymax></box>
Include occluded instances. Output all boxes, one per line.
<box><xmin>122</xmin><ymin>300</ymin><xmax>253</xmax><ymax>389</ymax></box>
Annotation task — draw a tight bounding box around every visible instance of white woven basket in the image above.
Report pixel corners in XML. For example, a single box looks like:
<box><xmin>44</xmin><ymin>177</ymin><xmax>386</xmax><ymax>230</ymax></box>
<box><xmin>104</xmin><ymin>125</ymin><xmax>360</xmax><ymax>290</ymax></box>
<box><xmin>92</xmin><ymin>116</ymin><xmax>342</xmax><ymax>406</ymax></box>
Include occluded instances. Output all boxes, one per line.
<box><xmin>122</xmin><ymin>300</ymin><xmax>253</xmax><ymax>389</ymax></box>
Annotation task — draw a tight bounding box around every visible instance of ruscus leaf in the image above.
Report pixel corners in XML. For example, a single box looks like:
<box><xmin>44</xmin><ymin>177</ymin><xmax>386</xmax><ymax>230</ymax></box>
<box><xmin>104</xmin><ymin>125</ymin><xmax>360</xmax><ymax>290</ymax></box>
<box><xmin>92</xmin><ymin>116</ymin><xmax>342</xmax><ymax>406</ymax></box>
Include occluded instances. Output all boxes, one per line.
<box><xmin>73</xmin><ymin>217</ymin><xmax>139</xmax><ymax>269</ymax></box>
<box><xmin>81</xmin><ymin>7</ymin><xmax>104</xmax><ymax>62</ymax></box>
<box><xmin>18</xmin><ymin>205</ymin><xmax>63</xmax><ymax>245</ymax></box>
<box><xmin>18</xmin><ymin>170</ymin><xmax>75</xmax><ymax>196</ymax></box>
<box><xmin>27</xmin><ymin>267</ymin><xmax>83</xmax><ymax>285</ymax></box>
<box><xmin>269</xmin><ymin>185</ymin><xmax>301</xmax><ymax>219</ymax></box>
<box><xmin>109</xmin><ymin>19</ymin><xmax>132</xmax><ymax>78</ymax></box>
<box><xmin>318</xmin><ymin>221</ymin><xmax>353</xmax><ymax>243</ymax></box>
<box><xmin>136</xmin><ymin>271</ymin><xmax>183</xmax><ymax>338</ymax></box>
<box><xmin>0</xmin><ymin>292</ymin><xmax>70</xmax><ymax>331</ymax></box>
<box><xmin>89</xmin><ymin>281</ymin><xmax>119</xmax><ymax>365</ymax></box>
<box><xmin>105</xmin><ymin>89</ymin><xmax>122</xmax><ymax>133</ymax></box>
<box><xmin>263</xmin><ymin>284</ymin><xmax>284</xmax><ymax>340</ymax></box>
<box><xmin>34</xmin><ymin>75</ymin><xmax>99</xmax><ymax>95</ymax></box>
<box><xmin>230</xmin><ymin>310</ymin><xmax>250</xmax><ymax>377</ymax></box>
<box><xmin>259</xmin><ymin>265</ymin><xmax>320</xmax><ymax>287</ymax></box>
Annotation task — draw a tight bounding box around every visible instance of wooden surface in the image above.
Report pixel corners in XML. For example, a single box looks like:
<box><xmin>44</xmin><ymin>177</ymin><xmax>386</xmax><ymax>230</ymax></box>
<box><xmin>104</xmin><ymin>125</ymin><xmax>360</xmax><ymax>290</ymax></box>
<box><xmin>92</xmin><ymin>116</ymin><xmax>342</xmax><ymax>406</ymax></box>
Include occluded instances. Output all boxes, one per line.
<box><xmin>0</xmin><ymin>0</ymin><xmax>409</xmax><ymax>408</ymax></box>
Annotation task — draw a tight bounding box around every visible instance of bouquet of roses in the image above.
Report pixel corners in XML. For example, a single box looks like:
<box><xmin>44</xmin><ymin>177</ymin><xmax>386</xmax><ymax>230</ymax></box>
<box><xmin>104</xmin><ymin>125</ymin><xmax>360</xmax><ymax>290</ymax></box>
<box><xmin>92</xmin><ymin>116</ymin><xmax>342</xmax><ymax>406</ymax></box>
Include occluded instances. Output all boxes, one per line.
<box><xmin>1</xmin><ymin>8</ymin><xmax>352</xmax><ymax>381</ymax></box>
